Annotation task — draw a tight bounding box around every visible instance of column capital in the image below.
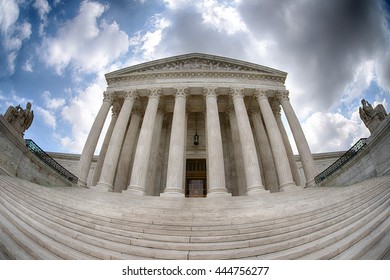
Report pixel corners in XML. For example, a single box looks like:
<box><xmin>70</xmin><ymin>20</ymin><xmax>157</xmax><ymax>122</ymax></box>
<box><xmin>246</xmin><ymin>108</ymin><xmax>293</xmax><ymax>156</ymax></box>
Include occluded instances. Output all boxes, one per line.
<box><xmin>229</xmin><ymin>87</ymin><xmax>245</xmax><ymax>99</ymax></box>
<box><xmin>149</xmin><ymin>88</ymin><xmax>163</xmax><ymax>99</ymax></box>
<box><xmin>173</xmin><ymin>87</ymin><xmax>189</xmax><ymax>99</ymax></box>
<box><xmin>203</xmin><ymin>86</ymin><xmax>218</xmax><ymax>99</ymax></box>
<box><xmin>276</xmin><ymin>89</ymin><xmax>289</xmax><ymax>101</ymax></box>
<box><xmin>254</xmin><ymin>88</ymin><xmax>269</xmax><ymax>100</ymax></box>
<box><xmin>124</xmin><ymin>89</ymin><xmax>138</xmax><ymax>100</ymax></box>
<box><xmin>103</xmin><ymin>91</ymin><xmax>113</xmax><ymax>103</ymax></box>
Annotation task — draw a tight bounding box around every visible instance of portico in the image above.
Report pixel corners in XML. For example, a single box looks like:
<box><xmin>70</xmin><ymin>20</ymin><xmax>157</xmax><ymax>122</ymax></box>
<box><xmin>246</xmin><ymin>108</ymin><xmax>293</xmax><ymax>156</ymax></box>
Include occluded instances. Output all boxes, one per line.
<box><xmin>78</xmin><ymin>53</ymin><xmax>317</xmax><ymax>196</ymax></box>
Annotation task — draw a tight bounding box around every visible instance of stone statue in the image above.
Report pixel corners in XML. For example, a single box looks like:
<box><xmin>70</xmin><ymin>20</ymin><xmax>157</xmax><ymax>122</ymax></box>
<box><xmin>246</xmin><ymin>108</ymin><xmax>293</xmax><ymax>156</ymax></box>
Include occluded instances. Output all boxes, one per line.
<box><xmin>4</xmin><ymin>102</ymin><xmax>34</xmax><ymax>137</ymax></box>
<box><xmin>359</xmin><ymin>99</ymin><xmax>387</xmax><ymax>133</ymax></box>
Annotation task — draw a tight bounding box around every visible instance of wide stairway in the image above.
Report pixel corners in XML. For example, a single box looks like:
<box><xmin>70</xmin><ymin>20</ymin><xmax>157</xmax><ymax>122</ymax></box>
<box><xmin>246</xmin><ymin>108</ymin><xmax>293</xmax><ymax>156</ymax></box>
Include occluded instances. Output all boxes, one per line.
<box><xmin>0</xmin><ymin>174</ymin><xmax>389</xmax><ymax>260</ymax></box>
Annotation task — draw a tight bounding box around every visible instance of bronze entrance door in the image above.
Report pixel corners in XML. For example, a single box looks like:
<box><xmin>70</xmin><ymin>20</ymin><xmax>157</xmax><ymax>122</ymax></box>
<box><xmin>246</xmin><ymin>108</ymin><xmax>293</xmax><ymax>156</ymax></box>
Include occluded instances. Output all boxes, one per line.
<box><xmin>185</xmin><ymin>159</ymin><xmax>206</xmax><ymax>197</ymax></box>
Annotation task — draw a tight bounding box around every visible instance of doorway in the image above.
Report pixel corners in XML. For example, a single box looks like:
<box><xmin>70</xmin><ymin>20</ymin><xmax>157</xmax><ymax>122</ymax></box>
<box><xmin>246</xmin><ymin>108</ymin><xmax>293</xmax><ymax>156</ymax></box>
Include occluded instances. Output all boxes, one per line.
<box><xmin>185</xmin><ymin>159</ymin><xmax>206</xmax><ymax>197</ymax></box>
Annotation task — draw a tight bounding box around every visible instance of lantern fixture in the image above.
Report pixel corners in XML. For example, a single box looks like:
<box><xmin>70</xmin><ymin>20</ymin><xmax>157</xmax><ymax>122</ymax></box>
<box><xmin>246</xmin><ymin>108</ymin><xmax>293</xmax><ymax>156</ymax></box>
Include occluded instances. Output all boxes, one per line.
<box><xmin>193</xmin><ymin>113</ymin><xmax>199</xmax><ymax>145</ymax></box>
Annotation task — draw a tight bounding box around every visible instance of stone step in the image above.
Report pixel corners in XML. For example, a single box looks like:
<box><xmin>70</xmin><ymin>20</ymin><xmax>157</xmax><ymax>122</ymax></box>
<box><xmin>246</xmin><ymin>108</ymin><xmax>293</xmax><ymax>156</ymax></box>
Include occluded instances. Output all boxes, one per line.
<box><xmin>297</xmin><ymin>205</ymin><xmax>390</xmax><ymax>259</ymax></box>
<box><xmin>0</xmin><ymin>212</ymin><xmax>32</xmax><ymax>260</ymax></box>
<box><xmin>0</xmin><ymin>188</ymin><xmax>185</xmax><ymax>259</ymax></box>
<box><xmin>0</xmin><ymin>206</ymin><xmax>61</xmax><ymax>259</ymax></box>
<box><xmin>269</xmin><ymin>198</ymin><xmax>389</xmax><ymax>260</ymax></box>
<box><xmin>187</xmin><ymin>195</ymin><xmax>389</xmax><ymax>259</ymax></box>
<box><xmin>0</xmin><ymin>246</ymin><xmax>9</xmax><ymax>260</ymax></box>
<box><xmin>2</xmin><ymin>175</ymin><xmax>388</xmax><ymax>237</ymax></box>
<box><xmin>0</xmin><ymin>175</ymin><xmax>389</xmax><ymax>259</ymax></box>
<box><xmin>354</xmin><ymin>223</ymin><xmax>390</xmax><ymax>260</ymax></box>
<box><xmin>2</xmin><ymin>174</ymin><xmax>388</xmax><ymax>250</ymax></box>
<box><xmin>332</xmin><ymin>215</ymin><xmax>390</xmax><ymax>259</ymax></box>
<box><xmin>6</xmin><ymin>175</ymin><xmax>387</xmax><ymax>222</ymax></box>
<box><xmin>0</xmin><ymin>195</ymin><xmax>96</xmax><ymax>259</ymax></box>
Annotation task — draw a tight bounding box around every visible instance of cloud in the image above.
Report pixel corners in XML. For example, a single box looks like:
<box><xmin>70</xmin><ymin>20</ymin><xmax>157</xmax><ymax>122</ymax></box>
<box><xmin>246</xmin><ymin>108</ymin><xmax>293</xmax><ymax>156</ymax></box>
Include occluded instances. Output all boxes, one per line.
<box><xmin>238</xmin><ymin>0</ymin><xmax>390</xmax><ymax>115</ymax></box>
<box><xmin>0</xmin><ymin>0</ymin><xmax>32</xmax><ymax>73</ymax></box>
<box><xmin>36</xmin><ymin>106</ymin><xmax>57</xmax><ymax>129</ymax></box>
<box><xmin>301</xmin><ymin>111</ymin><xmax>369</xmax><ymax>153</ymax></box>
<box><xmin>40</xmin><ymin>0</ymin><xmax>130</xmax><ymax>75</ymax></box>
<box><xmin>60</xmin><ymin>79</ymin><xmax>109</xmax><ymax>153</ymax></box>
<box><xmin>198</xmin><ymin>0</ymin><xmax>247</xmax><ymax>35</ymax></box>
<box><xmin>42</xmin><ymin>91</ymin><xmax>65</xmax><ymax>110</ymax></box>
<box><xmin>0</xmin><ymin>0</ymin><xmax>19</xmax><ymax>33</ymax></box>
<box><xmin>130</xmin><ymin>14</ymin><xmax>171</xmax><ymax>60</ymax></box>
<box><xmin>33</xmin><ymin>0</ymin><xmax>51</xmax><ymax>35</ymax></box>
<box><xmin>22</xmin><ymin>57</ymin><xmax>33</xmax><ymax>72</ymax></box>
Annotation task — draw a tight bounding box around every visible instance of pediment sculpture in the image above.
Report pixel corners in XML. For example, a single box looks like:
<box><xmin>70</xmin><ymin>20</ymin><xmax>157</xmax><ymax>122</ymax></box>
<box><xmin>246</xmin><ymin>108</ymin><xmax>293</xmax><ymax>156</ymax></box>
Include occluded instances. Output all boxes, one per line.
<box><xmin>4</xmin><ymin>102</ymin><xmax>34</xmax><ymax>137</ymax></box>
<box><xmin>359</xmin><ymin>99</ymin><xmax>387</xmax><ymax>133</ymax></box>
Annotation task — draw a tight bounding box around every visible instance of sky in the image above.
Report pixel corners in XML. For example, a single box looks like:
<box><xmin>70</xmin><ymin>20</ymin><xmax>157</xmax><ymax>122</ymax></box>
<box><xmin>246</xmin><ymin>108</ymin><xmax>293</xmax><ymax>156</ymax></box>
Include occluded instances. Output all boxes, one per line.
<box><xmin>0</xmin><ymin>0</ymin><xmax>389</xmax><ymax>155</ymax></box>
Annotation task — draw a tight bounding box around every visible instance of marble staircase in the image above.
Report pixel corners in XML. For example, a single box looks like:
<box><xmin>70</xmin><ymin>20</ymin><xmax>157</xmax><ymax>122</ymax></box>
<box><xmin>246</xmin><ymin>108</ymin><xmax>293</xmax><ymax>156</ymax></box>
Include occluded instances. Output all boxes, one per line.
<box><xmin>0</xmin><ymin>175</ymin><xmax>389</xmax><ymax>260</ymax></box>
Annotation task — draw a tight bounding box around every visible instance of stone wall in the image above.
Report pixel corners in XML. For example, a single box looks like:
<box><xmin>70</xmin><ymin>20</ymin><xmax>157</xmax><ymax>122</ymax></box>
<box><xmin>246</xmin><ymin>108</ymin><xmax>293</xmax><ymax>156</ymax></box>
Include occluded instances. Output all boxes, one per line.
<box><xmin>320</xmin><ymin>114</ymin><xmax>390</xmax><ymax>186</ymax></box>
<box><xmin>0</xmin><ymin>115</ymin><xmax>74</xmax><ymax>187</ymax></box>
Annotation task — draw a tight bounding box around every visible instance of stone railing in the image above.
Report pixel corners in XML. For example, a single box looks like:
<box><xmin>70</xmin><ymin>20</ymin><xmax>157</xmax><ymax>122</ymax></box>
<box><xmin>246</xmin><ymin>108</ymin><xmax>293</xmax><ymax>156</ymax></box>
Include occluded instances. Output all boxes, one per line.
<box><xmin>315</xmin><ymin>138</ymin><xmax>368</xmax><ymax>184</ymax></box>
<box><xmin>25</xmin><ymin>139</ymin><xmax>78</xmax><ymax>184</ymax></box>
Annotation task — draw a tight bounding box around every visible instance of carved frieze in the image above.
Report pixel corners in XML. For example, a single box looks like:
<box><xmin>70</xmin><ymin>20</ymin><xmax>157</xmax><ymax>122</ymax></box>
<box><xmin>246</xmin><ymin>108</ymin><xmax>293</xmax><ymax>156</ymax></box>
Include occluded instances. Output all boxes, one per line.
<box><xmin>132</xmin><ymin>58</ymin><xmax>267</xmax><ymax>73</ymax></box>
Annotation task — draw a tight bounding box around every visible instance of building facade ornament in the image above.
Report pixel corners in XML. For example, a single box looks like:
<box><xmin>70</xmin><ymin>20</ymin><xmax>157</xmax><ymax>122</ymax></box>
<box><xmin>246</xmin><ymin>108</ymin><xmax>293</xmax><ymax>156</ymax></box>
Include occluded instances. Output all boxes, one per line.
<box><xmin>359</xmin><ymin>99</ymin><xmax>388</xmax><ymax>133</ymax></box>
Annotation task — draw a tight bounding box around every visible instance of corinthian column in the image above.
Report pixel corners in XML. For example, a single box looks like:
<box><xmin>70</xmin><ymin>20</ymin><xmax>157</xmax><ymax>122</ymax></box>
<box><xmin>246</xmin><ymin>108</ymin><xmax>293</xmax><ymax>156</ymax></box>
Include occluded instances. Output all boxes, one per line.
<box><xmin>250</xmin><ymin>107</ymin><xmax>279</xmax><ymax>192</ymax></box>
<box><xmin>91</xmin><ymin>101</ymin><xmax>120</xmax><ymax>186</ymax></box>
<box><xmin>95</xmin><ymin>90</ymin><xmax>137</xmax><ymax>191</ymax></box>
<box><xmin>78</xmin><ymin>92</ymin><xmax>112</xmax><ymax>187</ymax></box>
<box><xmin>277</xmin><ymin>90</ymin><xmax>317</xmax><ymax>187</ymax></box>
<box><xmin>162</xmin><ymin>87</ymin><xmax>188</xmax><ymax>197</ymax></box>
<box><xmin>113</xmin><ymin>108</ymin><xmax>142</xmax><ymax>192</ymax></box>
<box><xmin>230</xmin><ymin>88</ymin><xmax>267</xmax><ymax>195</ymax></box>
<box><xmin>272</xmin><ymin>102</ymin><xmax>302</xmax><ymax>187</ymax></box>
<box><xmin>255</xmin><ymin>89</ymin><xmax>296</xmax><ymax>191</ymax></box>
<box><xmin>203</xmin><ymin>87</ymin><xmax>230</xmax><ymax>197</ymax></box>
<box><xmin>126</xmin><ymin>88</ymin><xmax>162</xmax><ymax>195</ymax></box>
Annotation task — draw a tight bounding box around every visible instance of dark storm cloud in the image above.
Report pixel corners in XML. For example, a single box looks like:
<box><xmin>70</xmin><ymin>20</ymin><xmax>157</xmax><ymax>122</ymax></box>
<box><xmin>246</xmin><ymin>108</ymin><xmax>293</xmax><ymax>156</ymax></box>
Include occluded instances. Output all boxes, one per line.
<box><xmin>238</xmin><ymin>0</ymin><xmax>389</xmax><ymax>111</ymax></box>
<box><xmin>158</xmin><ymin>8</ymin><xmax>248</xmax><ymax>60</ymax></box>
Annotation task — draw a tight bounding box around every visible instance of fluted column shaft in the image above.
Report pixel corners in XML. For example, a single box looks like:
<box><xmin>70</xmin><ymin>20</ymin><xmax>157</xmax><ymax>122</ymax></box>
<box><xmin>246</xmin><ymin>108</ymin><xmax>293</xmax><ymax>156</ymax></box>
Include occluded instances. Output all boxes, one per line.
<box><xmin>255</xmin><ymin>89</ymin><xmax>296</xmax><ymax>191</ymax></box>
<box><xmin>78</xmin><ymin>92</ymin><xmax>112</xmax><ymax>187</ymax></box>
<box><xmin>203</xmin><ymin>87</ymin><xmax>230</xmax><ymax>197</ymax></box>
<box><xmin>273</xmin><ymin>103</ymin><xmax>302</xmax><ymax>187</ymax></box>
<box><xmin>113</xmin><ymin>110</ymin><xmax>142</xmax><ymax>192</ymax></box>
<box><xmin>227</xmin><ymin>108</ymin><xmax>246</xmax><ymax>196</ymax></box>
<box><xmin>277</xmin><ymin>90</ymin><xmax>317</xmax><ymax>187</ymax></box>
<box><xmin>230</xmin><ymin>88</ymin><xmax>266</xmax><ymax>194</ymax></box>
<box><xmin>162</xmin><ymin>88</ymin><xmax>188</xmax><ymax>197</ymax></box>
<box><xmin>96</xmin><ymin>91</ymin><xmax>137</xmax><ymax>191</ymax></box>
<box><xmin>251</xmin><ymin>109</ymin><xmax>279</xmax><ymax>192</ymax></box>
<box><xmin>91</xmin><ymin>101</ymin><xmax>120</xmax><ymax>186</ymax></box>
<box><xmin>127</xmin><ymin>88</ymin><xmax>162</xmax><ymax>195</ymax></box>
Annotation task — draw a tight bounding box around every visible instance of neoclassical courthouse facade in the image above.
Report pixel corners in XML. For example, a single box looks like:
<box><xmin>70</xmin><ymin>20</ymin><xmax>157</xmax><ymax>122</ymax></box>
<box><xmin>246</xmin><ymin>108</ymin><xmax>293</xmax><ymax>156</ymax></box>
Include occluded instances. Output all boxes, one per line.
<box><xmin>78</xmin><ymin>53</ymin><xmax>317</xmax><ymax>197</ymax></box>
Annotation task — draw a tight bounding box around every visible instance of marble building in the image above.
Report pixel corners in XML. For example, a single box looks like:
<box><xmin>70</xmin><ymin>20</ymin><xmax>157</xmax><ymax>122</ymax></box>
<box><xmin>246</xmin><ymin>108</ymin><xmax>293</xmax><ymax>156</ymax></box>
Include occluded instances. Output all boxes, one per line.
<box><xmin>78</xmin><ymin>53</ymin><xmax>317</xmax><ymax>197</ymax></box>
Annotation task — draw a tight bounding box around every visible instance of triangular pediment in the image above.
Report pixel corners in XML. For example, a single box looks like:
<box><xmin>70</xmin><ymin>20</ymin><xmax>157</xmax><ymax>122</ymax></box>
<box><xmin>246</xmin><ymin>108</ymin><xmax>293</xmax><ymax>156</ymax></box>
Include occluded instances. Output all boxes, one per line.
<box><xmin>105</xmin><ymin>53</ymin><xmax>286</xmax><ymax>79</ymax></box>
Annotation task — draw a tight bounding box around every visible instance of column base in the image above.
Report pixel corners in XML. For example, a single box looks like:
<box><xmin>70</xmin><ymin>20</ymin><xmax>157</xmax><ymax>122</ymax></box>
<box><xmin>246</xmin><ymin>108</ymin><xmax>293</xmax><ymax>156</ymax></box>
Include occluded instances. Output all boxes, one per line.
<box><xmin>246</xmin><ymin>185</ymin><xmax>270</xmax><ymax>195</ymax></box>
<box><xmin>160</xmin><ymin>188</ymin><xmax>185</xmax><ymax>197</ymax></box>
<box><xmin>123</xmin><ymin>185</ymin><xmax>146</xmax><ymax>196</ymax></box>
<box><xmin>207</xmin><ymin>188</ymin><xmax>232</xmax><ymax>197</ymax></box>
<box><xmin>279</xmin><ymin>181</ymin><xmax>298</xmax><ymax>192</ymax></box>
<box><xmin>77</xmin><ymin>180</ymin><xmax>87</xmax><ymax>188</ymax></box>
<box><xmin>282</xmin><ymin>185</ymin><xmax>303</xmax><ymax>192</ymax></box>
<box><xmin>305</xmin><ymin>178</ymin><xmax>316</xmax><ymax>188</ymax></box>
<box><xmin>91</xmin><ymin>182</ymin><xmax>113</xmax><ymax>192</ymax></box>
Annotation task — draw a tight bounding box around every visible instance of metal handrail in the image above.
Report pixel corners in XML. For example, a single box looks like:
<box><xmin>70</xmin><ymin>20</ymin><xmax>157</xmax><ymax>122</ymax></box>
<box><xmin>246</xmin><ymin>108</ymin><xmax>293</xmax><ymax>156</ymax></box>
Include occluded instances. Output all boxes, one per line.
<box><xmin>314</xmin><ymin>138</ymin><xmax>368</xmax><ymax>184</ymax></box>
<box><xmin>25</xmin><ymin>139</ymin><xmax>78</xmax><ymax>184</ymax></box>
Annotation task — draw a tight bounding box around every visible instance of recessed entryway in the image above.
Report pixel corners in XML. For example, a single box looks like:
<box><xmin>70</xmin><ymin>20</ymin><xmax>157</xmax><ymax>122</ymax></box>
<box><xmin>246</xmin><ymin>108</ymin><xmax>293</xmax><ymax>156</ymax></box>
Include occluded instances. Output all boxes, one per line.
<box><xmin>185</xmin><ymin>159</ymin><xmax>206</xmax><ymax>197</ymax></box>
